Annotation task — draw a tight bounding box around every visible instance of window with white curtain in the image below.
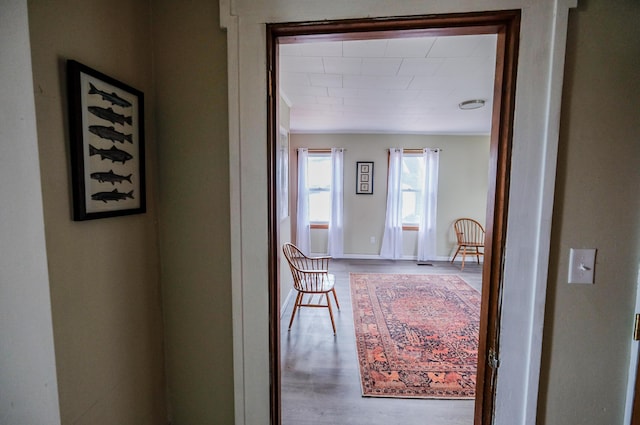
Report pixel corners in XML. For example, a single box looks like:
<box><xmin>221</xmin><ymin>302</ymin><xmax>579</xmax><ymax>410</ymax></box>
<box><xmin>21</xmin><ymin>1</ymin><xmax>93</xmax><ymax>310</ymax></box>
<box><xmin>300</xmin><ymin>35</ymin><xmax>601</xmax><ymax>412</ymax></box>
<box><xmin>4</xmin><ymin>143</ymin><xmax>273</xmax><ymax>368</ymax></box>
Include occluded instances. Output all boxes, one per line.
<box><xmin>296</xmin><ymin>148</ymin><xmax>344</xmax><ymax>256</ymax></box>
<box><xmin>380</xmin><ymin>148</ymin><xmax>439</xmax><ymax>261</ymax></box>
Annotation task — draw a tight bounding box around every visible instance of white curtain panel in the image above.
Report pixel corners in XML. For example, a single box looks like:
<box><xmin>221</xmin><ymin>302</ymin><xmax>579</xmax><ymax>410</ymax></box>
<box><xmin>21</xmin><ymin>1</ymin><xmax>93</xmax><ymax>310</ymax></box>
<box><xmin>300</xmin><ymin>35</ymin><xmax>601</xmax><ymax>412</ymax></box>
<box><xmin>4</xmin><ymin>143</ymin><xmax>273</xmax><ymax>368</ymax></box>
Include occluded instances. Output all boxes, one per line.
<box><xmin>328</xmin><ymin>148</ymin><xmax>344</xmax><ymax>257</ymax></box>
<box><xmin>380</xmin><ymin>148</ymin><xmax>404</xmax><ymax>259</ymax></box>
<box><xmin>295</xmin><ymin>148</ymin><xmax>311</xmax><ymax>254</ymax></box>
<box><xmin>417</xmin><ymin>148</ymin><xmax>440</xmax><ymax>262</ymax></box>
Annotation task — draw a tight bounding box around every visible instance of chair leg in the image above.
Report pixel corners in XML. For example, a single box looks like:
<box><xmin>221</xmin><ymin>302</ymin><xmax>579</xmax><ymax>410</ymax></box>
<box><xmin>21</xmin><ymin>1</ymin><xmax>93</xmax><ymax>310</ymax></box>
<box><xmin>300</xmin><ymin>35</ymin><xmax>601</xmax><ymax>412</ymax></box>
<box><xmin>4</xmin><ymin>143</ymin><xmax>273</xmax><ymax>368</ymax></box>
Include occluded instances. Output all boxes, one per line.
<box><xmin>460</xmin><ymin>247</ymin><xmax>466</xmax><ymax>270</ymax></box>
<box><xmin>288</xmin><ymin>292</ymin><xmax>302</xmax><ymax>330</ymax></box>
<box><xmin>451</xmin><ymin>245</ymin><xmax>462</xmax><ymax>263</ymax></box>
<box><xmin>331</xmin><ymin>288</ymin><xmax>340</xmax><ymax>310</ymax></box>
<box><xmin>325</xmin><ymin>293</ymin><xmax>336</xmax><ymax>334</ymax></box>
<box><xmin>476</xmin><ymin>248</ymin><xmax>481</xmax><ymax>264</ymax></box>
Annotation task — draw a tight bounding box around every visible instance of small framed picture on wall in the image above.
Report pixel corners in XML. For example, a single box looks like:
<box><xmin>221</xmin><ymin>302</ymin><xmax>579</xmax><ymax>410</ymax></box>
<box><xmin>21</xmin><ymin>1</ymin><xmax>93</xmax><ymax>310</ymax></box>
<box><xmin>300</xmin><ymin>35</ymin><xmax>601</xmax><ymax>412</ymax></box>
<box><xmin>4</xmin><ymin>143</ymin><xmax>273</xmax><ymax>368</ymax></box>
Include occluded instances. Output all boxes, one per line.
<box><xmin>356</xmin><ymin>161</ymin><xmax>374</xmax><ymax>195</ymax></box>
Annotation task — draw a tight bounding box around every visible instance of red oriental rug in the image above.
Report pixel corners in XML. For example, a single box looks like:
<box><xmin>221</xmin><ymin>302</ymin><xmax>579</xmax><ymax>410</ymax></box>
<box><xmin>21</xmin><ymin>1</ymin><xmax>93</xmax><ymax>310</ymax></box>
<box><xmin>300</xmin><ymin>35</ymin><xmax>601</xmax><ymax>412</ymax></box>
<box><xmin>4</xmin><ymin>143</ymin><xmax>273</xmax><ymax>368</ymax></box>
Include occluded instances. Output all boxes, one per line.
<box><xmin>350</xmin><ymin>273</ymin><xmax>480</xmax><ymax>399</ymax></box>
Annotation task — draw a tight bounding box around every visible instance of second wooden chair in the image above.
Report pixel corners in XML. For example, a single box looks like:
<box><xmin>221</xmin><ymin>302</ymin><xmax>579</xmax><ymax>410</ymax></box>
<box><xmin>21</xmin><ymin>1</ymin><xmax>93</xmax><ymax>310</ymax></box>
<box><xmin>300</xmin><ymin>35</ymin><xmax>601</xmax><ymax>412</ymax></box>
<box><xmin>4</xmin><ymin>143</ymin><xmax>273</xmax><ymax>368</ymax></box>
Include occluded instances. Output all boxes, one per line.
<box><xmin>451</xmin><ymin>218</ymin><xmax>485</xmax><ymax>270</ymax></box>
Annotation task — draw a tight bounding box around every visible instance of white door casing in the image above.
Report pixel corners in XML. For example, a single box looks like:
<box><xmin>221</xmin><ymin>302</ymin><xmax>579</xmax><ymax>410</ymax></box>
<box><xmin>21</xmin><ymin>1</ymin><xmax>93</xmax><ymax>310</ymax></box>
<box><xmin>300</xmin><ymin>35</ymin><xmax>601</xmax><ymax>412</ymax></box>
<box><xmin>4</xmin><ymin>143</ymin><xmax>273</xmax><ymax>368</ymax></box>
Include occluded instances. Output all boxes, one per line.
<box><xmin>220</xmin><ymin>1</ymin><xmax>578</xmax><ymax>424</ymax></box>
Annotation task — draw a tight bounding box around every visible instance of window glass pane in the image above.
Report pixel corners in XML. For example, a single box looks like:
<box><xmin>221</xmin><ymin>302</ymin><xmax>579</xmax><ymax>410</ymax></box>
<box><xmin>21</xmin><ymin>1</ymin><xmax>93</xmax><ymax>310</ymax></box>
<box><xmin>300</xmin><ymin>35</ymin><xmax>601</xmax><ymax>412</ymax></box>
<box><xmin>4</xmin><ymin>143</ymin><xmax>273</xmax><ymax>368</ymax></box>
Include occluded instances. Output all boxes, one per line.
<box><xmin>307</xmin><ymin>155</ymin><xmax>331</xmax><ymax>190</ymax></box>
<box><xmin>307</xmin><ymin>154</ymin><xmax>331</xmax><ymax>223</ymax></box>
<box><xmin>309</xmin><ymin>190</ymin><xmax>330</xmax><ymax>222</ymax></box>
<box><xmin>402</xmin><ymin>191</ymin><xmax>420</xmax><ymax>224</ymax></box>
<box><xmin>402</xmin><ymin>156</ymin><xmax>422</xmax><ymax>191</ymax></box>
<box><xmin>401</xmin><ymin>155</ymin><xmax>424</xmax><ymax>225</ymax></box>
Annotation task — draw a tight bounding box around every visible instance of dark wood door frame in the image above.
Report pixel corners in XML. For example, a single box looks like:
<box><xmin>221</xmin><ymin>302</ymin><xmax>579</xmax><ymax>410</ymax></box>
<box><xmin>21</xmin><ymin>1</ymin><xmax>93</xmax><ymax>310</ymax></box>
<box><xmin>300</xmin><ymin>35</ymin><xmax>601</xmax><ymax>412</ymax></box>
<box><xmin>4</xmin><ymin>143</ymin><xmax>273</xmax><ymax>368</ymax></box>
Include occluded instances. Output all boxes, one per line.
<box><xmin>267</xmin><ymin>10</ymin><xmax>520</xmax><ymax>425</ymax></box>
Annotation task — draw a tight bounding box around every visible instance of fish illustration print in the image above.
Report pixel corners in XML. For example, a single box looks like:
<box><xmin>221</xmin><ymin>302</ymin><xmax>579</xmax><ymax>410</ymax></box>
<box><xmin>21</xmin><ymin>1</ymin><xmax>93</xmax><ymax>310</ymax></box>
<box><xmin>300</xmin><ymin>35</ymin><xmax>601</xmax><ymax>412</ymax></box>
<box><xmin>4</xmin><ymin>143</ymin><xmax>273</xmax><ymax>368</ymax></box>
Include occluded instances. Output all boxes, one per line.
<box><xmin>88</xmin><ymin>106</ymin><xmax>132</xmax><ymax>126</ymax></box>
<box><xmin>88</xmin><ymin>83</ymin><xmax>132</xmax><ymax>108</ymax></box>
<box><xmin>91</xmin><ymin>189</ymin><xmax>134</xmax><ymax>203</ymax></box>
<box><xmin>88</xmin><ymin>125</ymin><xmax>133</xmax><ymax>144</ymax></box>
<box><xmin>89</xmin><ymin>145</ymin><xmax>133</xmax><ymax>164</ymax></box>
<box><xmin>90</xmin><ymin>170</ymin><xmax>132</xmax><ymax>185</ymax></box>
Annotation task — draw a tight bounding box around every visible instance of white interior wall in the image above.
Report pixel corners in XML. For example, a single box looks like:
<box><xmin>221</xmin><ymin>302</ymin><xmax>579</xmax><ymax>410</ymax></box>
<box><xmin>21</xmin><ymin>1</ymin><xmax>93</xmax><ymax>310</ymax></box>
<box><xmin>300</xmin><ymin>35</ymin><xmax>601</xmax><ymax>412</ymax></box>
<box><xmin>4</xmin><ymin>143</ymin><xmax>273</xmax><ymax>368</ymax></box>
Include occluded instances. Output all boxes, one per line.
<box><xmin>0</xmin><ymin>1</ymin><xmax>61</xmax><ymax>423</ymax></box>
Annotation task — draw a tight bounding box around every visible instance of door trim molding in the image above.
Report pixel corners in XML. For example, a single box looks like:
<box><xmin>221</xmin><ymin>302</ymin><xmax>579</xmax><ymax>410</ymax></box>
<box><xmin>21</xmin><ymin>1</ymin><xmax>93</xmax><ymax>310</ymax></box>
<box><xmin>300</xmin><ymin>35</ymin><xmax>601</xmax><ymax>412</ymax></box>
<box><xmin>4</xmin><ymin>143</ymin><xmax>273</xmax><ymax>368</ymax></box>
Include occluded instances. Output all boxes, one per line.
<box><xmin>267</xmin><ymin>11</ymin><xmax>520</xmax><ymax>425</ymax></box>
<box><xmin>221</xmin><ymin>1</ymin><xmax>577</xmax><ymax>424</ymax></box>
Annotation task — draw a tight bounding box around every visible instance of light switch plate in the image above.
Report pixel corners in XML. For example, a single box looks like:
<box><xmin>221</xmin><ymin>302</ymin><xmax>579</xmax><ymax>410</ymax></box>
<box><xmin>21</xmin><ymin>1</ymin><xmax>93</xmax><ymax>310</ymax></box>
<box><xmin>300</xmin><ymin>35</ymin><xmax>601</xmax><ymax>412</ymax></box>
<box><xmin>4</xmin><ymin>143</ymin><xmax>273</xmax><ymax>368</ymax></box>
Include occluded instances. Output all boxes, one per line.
<box><xmin>568</xmin><ymin>248</ymin><xmax>596</xmax><ymax>284</ymax></box>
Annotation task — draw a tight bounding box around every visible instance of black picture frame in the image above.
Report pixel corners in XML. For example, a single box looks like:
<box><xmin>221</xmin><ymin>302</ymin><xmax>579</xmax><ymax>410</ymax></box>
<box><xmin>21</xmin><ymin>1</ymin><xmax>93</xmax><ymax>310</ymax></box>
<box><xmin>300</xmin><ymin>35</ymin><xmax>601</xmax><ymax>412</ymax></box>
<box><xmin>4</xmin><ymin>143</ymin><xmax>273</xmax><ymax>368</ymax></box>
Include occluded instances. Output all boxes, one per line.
<box><xmin>356</xmin><ymin>161</ymin><xmax>374</xmax><ymax>194</ymax></box>
<box><xmin>67</xmin><ymin>60</ymin><xmax>145</xmax><ymax>220</ymax></box>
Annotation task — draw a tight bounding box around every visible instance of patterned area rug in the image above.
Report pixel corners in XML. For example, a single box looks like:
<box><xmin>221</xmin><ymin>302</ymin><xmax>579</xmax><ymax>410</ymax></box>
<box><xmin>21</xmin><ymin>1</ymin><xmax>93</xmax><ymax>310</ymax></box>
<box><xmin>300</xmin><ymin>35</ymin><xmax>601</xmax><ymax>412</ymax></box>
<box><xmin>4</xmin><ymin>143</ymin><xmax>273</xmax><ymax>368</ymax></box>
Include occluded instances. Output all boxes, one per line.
<box><xmin>350</xmin><ymin>273</ymin><xmax>480</xmax><ymax>399</ymax></box>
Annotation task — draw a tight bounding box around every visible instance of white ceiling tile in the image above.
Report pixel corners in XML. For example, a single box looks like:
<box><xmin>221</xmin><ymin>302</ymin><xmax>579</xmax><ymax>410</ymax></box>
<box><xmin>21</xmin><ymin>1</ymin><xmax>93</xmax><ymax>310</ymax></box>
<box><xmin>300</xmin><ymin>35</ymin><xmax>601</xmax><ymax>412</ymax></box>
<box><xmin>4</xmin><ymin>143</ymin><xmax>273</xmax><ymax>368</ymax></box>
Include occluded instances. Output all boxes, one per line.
<box><xmin>428</xmin><ymin>35</ymin><xmax>482</xmax><ymax>58</ymax></box>
<box><xmin>451</xmin><ymin>73</ymin><xmax>493</xmax><ymax>94</ymax></box>
<box><xmin>343</xmin><ymin>39</ymin><xmax>389</xmax><ymax>57</ymax></box>
<box><xmin>292</xmin><ymin>102</ymin><xmax>333</xmax><ymax>112</ymax></box>
<box><xmin>327</xmin><ymin>87</ymin><xmax>359</xmax><ymax>98</ymax></box>
<box><xmin>408</xmin><ymin>76</ymin><xmax>456</xmax><ymax>91</ymax></box>
<box><xmin>280</xmin><ymin>56</ymin><xmax>325</xmax><ymax>73</ymax></box>
<box><xmin>286</xmin><ymin>85</ymin><xmax>329</xmax><ymax>97</ymax></box>
<box><xmin>300</xmin><ymin>41</ymin><xmax>343</xmax><ymax>57</ymax></box>
<box><xmin>354</xmin><ymin>88</ymin><xmax>385</xmax><ymax>99</ymax></box>
<box><xmin>279</xmin><ymin>34</ymin><xmax>495</xmax><ymax>134</ymax></box>
<box><xmin>385</xmin><ymin>37</ymin><xmax>436</xmax><ymax>57</ymax></box>
<box><xmin>361</xmin><ymin>58</ymin><xmax>403</xmax><ymax>76</ymax></box>
<box><xmin>279</xmin><ymin>43</ymin><xmax>303</xmax><ymax>56</ymax></box>
<box><xmin>328</xmin><ymin>104</ymin><xmax>353</xmax><ymax>112</ymax></box>
<box><xmin>416</xmin><ymin>89</ymin><xmax>454</xmax><ymax>103</ymax></box>
<box><xmin>317</xmin><ymin>96</ymin><xmax>343</xmax><ymax>105</ymax></box>
<box><xmin>331</xmin><ymin>103</ymin><xmax>389</xmax><ymax>114</ymax></box>
<box><xmin>308</xmin><ymin>73</ymin><xmax>342</xmax><ymax>88</ymax></box>
<box><xmin>375</xmin><ymin>90</ymin><xmax>420</xmax><ymax>102</ymax></box>
<box><xmin>287</xmin><ymin>94</ymin><xmax>318</xmax><ymax>105</ymax></box>
<box><xmin>434</xmin><ymin>57</ymin><xmax>491</xmax><ymax>78</ymax></box>
<box><xmin>323</xmin><ymin>57</ymin><xmax>362</xmax><ymax>75</ymax></box>
<box><xmin>397</xmin><ymin>58</ymin><xmax>444</xmax><ymax>76</ymax></box>
<box><xmin>344</xmin><ymin>97</ymin><xmax>399</xmax><ymax>108</ymax></box>
<box><xmin>411</xmin><ymin>101</ymin><xmax>441</xmax><ymax>112</ymax></box>
<box><xmin>279</xmin><ymin>72</ymin><xmax>310</xmax><ymax>87</ymax></box>
<box><xmin>343</xmin><ymin>75</ymin><xmax>412</xmax><ymax>90</ymax></box>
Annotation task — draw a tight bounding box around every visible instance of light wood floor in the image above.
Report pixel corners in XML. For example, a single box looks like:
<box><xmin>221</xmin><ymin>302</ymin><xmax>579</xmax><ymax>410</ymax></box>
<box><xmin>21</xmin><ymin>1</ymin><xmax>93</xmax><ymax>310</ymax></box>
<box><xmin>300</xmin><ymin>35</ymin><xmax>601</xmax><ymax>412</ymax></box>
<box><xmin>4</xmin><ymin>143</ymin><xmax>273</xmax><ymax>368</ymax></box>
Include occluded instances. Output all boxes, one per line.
<box><xmin>281</xmin><ymin>258</ymin><xmax>483</xmax><ymax>425</ymax></box>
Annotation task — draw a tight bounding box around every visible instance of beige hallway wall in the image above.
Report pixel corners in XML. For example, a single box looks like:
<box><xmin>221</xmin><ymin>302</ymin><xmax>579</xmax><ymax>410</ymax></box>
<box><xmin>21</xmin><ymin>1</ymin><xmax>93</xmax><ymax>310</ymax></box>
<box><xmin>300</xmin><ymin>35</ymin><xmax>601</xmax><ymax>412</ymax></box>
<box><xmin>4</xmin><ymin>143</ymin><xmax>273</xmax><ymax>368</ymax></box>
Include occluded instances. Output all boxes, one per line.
<box><xmin>540</xmin><ymin>2</ymin><xmax>640</xmax><ymax>424</ymax></box>
<box><xmin>153</xmin><ymin>0</ymin><xmax>234</xmax><ymax>423</ymax></box>
<box><xmin>27</xmin><ymin>1</ymin><xmax>166</xmax><ymax>423</ymax></box>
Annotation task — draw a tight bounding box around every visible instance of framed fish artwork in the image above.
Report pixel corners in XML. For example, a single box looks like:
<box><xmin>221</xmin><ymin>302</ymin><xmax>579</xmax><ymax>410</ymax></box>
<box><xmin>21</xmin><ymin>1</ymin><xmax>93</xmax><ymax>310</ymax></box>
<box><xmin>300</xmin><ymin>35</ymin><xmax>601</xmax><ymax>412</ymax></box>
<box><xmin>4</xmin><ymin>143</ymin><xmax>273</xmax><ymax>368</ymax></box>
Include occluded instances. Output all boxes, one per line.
<box><xmin>67</xmin><ymin>60</ymin><xmax>146</xmax><ymax>220</ymax></box>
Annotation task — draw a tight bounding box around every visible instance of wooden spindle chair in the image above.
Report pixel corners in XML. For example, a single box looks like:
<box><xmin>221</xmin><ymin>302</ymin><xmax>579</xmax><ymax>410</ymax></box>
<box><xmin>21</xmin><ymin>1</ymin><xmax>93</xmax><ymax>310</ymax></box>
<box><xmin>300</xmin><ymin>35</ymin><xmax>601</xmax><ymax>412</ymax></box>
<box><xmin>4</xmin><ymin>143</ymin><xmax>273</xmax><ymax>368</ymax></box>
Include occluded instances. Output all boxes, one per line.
<box><xmin>282</xmin><ymin>243</ymin><xmax>340</xmax><ymax>333</ymax></box>
<box><xmin>451</xmin><ymin>218</ymin><xmax>485</xmax><ymax>270</ymax></box>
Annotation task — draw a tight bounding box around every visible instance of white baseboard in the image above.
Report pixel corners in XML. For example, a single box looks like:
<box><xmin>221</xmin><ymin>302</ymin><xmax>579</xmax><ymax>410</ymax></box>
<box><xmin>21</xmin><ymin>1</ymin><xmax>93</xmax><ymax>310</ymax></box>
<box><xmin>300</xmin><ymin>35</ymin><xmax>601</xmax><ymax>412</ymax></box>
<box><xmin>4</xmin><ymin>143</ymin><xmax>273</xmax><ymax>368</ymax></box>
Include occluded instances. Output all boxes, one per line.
<box><xmin>280</xmin><ymin>288</ymin><xmax>295</xmax><ymax>319</ymax></box>
<box><xmin>328</xmin><ymin>253</ymin><xmax>382</xmax><ymax>260</ymax></box>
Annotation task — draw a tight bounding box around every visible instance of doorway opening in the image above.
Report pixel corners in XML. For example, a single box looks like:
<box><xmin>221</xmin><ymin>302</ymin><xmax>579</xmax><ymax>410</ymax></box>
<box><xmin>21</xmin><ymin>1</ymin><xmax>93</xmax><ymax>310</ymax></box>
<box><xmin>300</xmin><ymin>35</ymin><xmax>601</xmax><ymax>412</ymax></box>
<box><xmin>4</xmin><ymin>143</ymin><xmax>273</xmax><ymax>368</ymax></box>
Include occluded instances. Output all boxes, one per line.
<box><xmin>267</xmin><ymin>10</ymin><xmax>520</xmax><ymax>425</ymax></box>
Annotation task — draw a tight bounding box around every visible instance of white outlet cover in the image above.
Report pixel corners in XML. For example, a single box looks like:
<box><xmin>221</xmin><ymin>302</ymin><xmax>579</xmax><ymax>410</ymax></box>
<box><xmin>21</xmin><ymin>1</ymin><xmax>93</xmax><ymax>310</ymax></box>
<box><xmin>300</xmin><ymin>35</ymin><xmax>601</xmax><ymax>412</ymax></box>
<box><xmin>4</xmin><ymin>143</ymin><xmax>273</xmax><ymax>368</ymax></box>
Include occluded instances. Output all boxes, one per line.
<box><xmin>568</xmin><ymin>248</ymin><xmax>597</xmax><ymax>284</ymax></box>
